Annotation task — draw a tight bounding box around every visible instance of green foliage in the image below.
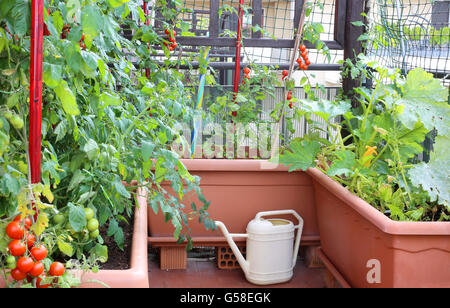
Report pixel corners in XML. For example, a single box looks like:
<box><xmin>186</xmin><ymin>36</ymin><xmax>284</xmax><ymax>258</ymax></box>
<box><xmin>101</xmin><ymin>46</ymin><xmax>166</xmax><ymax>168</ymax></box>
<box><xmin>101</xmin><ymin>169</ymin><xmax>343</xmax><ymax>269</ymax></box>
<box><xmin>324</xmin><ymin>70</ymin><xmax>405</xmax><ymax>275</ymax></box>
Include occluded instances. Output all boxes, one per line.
<box><xmin>409</xmin><ymin>136</ymin><xmax>450</xmax><ymax>210</ymax></box>
<box><xmin>0</xmin><ymin>0</ymin><xmax>215</xmax><ymax>283</ymax></box>
<box><xmin>279</xmin><ymin>58</ymin><xmax>449</xmax><ymax>222</ymax></box>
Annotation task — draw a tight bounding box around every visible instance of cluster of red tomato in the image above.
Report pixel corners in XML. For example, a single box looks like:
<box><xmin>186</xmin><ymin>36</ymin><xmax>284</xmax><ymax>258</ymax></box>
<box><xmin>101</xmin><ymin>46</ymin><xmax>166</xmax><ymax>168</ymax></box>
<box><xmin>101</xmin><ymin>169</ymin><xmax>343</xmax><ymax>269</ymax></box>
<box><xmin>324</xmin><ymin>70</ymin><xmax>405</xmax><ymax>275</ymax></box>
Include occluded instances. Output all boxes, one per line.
<box><xmin>164</xmin><ymin>29</ymin><xmax>177</xmax><ymax>51</ymax></box>
<box><xmin>280</xmin><ymin>44</ymin><xmax>311</xmax><ymax>109</ymax></box>
<box><xmin>5</xmin><ymin>215</ymin><xmax>65</xmax><ymax>288</ymax></box>
<box><xmin>242</xmin><ymin>67</ymin><xmax>251</xmax><ymax>84</ymax></box>
<box><xmin>60</xmin><ymin>25</ymin><xmax>86</xmax><ymax>49</ymax></box>
<box><xmin>296</xmin><ymin>44</ymin><xmax>310</xmax><ymax>70</ymax></box>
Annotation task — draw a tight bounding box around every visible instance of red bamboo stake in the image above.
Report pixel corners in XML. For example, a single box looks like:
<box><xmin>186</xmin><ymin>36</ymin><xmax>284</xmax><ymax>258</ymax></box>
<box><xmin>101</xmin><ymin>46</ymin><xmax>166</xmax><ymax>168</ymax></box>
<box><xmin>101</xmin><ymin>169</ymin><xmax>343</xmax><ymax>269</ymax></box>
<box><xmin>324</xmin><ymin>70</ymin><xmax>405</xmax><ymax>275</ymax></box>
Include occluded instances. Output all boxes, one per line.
<box><xmin>29</xmin><ymin>0</ymin><xmax>44</xmax><ymax>221</ymax></box>
<box><xmin>232</xmin><ymin>0</ymin><xmax>245</xmax><ymax>117</ymax></box>
<box><xmin>29</xmin><ymin>0</ymin><xmax>44</xmax><ymax>185</ymax></box>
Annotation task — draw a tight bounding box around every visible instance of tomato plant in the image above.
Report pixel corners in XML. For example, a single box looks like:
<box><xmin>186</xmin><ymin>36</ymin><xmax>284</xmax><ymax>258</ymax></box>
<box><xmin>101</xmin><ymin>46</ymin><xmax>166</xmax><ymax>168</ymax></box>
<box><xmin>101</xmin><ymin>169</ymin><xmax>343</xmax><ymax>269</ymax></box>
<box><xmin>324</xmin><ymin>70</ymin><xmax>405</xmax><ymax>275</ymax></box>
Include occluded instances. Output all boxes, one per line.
<box><xmin>1</xmin><ymin>0</ymin><xmax>215</xmax><ymax>288</ymax></box>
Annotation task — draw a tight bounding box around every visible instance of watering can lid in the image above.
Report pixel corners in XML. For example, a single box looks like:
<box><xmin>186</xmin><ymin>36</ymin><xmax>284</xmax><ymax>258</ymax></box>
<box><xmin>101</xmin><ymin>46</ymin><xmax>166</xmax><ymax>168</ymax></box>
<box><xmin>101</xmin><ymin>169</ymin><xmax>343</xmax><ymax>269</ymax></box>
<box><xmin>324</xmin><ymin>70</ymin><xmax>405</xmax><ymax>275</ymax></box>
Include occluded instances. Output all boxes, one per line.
<box><xmin>247</xmin><ymin>217</ymin><xmax>294</xmax><ymax>234</ymax></box>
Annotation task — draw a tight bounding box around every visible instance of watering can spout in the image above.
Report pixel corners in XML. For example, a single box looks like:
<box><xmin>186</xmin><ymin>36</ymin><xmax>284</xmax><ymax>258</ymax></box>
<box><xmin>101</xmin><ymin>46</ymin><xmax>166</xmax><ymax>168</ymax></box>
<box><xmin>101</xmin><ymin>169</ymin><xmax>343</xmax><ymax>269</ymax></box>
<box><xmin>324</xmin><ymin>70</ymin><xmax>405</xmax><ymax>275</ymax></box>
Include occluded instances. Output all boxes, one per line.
<box><xmin>215</xmin><ymin>221</ymin><xmax>249</xmax><ymax>274</ymax></box>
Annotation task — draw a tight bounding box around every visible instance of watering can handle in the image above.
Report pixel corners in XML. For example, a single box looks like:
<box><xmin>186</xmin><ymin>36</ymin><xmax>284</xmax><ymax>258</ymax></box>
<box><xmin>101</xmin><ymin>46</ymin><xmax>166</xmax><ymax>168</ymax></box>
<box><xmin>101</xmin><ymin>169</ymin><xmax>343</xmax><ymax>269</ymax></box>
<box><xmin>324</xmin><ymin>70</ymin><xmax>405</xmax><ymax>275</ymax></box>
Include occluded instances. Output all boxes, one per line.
<box><xmin>255</xmin><ymin>210</ymin><xmax>304</xmax><ymax>266</ymax></box>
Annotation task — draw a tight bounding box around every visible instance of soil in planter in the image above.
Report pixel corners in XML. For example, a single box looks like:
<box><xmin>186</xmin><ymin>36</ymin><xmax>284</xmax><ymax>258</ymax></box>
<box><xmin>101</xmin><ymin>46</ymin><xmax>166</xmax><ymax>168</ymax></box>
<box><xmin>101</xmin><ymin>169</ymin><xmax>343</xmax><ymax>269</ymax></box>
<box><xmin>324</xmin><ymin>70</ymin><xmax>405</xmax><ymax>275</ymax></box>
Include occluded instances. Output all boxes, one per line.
<box><xmin>99</xmin><ymin>212</ymin><xmax>134</xmax><ymax>270</ymax></box>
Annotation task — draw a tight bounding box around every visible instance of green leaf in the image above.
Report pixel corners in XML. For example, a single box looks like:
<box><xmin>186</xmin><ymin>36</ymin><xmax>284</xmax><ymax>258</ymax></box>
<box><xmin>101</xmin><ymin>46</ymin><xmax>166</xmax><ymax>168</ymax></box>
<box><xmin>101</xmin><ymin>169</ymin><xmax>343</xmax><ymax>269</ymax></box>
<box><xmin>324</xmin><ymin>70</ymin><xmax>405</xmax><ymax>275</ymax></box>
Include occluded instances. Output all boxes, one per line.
<box><xmin>141</xmin><ymin>141</ymin><xmax>155</xmax><ymax>161</ymax></box>
<box><xmin>83</xmin><ymin>138</ymin><xmax>99</xmax><ymax>161</ymax></box>
<box><xmin>327</xmin><ymin>150</ymin><xmax>356</xmax><ymax>176</ymax></box>
<box><xmin>92</xmin><ymin>244</ymin><xmax>108</xmax><ymax>263</ymax></box>
<box><xmin>277</xmin><ymin>139</ymin><xmax>321</xmax><ymax>172</ymax></box>
<box><xmin>398</xmin><ymin>68</ymin><xmax>449</xmax><ymax>135</ymax></box>
<box><xmin>64</xmin><ymin>42</ymin><xmax>83</xmax><ymax>73</ymax></box>
<box><xmin>5</xmin><ymin>0</ymin><xmax>30</xmax><ymax>37</ymax></box>
<box><xmin>101</xmin><ymin>92</ymin><xmax>121</xmax><ymax>106</ymax></box>
<box><xmin>107</xmin><ymin>0</ymin><xmax>131</xmax><ymax>8</ymax></box>
<box><xmin>68</xmin><ymin>170</ymin><xmax>86</xmax><ymax>191</ymax></box>
<box><xmin>107</xmin><ymin>218</ymin><xmax>124</xmax><ymax>250</ymax></box>
<box><xmin>68</xmin><ymin>203</ymin><xmax>87</xmax><ymax>232</ymax></box>
<box><xmin>298</xmin><ymin>99</ymin><xmax>352</xmax><ymax>123</ymax></box>
<box><xmin>81</xmin><ymin>5</ymin><xmax>103</xmax><ymax>39</ymax></box>
<box><xmin>114</xmin><ymin>180</ymin><xmax>130</xmax><ymax>198</ymax></box>
<box><xmin>54</xmin><ymin>81</ymin><xmax>80</xmax><ymax>116</ymax></box>
<box><xmin>43</xmin><ymin>63</ymin><xmax>63</xmax><ymax>89</ymax></box>
<box><xmin>57</xmin><ymin>239</ymin><xmax>74</xmax><ymax>257</ymax></box>
<box><xmin>0</xmin><ymin>173</ymin><xmax>20</xmax><ymax>195</ymax></box>
<box><xmin>409</xmin><ymin>136</ymin><xmax>450</xmax><ymax>207</ymax></box>
<box><xmin>177</xmin><ymin>160</ymin><xmax>194</xmax><ymax>182</ymax></box>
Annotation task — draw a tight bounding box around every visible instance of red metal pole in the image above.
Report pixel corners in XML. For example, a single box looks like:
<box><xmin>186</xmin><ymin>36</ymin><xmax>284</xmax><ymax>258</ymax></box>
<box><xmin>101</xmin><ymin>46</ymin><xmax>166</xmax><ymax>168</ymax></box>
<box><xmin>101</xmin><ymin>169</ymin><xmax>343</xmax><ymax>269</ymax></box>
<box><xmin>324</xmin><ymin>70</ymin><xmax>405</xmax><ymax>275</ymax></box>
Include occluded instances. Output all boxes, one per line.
<box><xmin>232</xmin><ymin>0</ymin><xmax>245</xmax><ymax>117</ymax></box>
<box><xmin>29</xmin><ymin>0</ymin><xmax>44</xmax><ymax>185</ymax></box>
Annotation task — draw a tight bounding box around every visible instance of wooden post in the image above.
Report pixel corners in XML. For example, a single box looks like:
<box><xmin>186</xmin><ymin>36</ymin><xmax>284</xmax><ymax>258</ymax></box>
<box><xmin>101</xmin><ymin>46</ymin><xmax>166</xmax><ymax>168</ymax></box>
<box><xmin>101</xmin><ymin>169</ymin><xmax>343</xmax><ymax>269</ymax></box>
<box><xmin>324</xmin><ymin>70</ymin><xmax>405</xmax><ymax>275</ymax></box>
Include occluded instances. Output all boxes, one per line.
<box><xmin>342</xmin><ymin>0</ymin><xmax>368</xmax><ymax>106</ymax></box>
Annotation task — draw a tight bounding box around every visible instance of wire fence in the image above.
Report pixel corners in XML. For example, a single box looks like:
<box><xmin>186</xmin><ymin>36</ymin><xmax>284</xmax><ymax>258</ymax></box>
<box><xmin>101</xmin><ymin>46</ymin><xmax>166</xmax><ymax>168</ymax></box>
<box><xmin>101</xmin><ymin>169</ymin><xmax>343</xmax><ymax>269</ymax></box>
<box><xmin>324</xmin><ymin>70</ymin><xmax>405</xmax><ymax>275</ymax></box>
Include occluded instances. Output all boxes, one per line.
<box><xmin>178</xmin><ymin>0</ymin><xmax>344</xmax><ymax>64</ymax></box>
<box><xmin>365</xmin><ymin>0</ymin><xmax>450</xmax><ymax>84</ymax></box>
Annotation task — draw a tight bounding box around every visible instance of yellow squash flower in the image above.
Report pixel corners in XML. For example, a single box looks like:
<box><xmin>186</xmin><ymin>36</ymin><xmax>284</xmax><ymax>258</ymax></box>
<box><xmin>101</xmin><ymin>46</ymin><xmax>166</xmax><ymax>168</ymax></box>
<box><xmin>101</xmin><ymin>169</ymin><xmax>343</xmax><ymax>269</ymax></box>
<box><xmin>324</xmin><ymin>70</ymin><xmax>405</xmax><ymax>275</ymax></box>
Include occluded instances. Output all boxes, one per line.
<box><xmin>362</xmin><ymin>146</ymin><xmax>378</xmax><ymax>167</ymax></box>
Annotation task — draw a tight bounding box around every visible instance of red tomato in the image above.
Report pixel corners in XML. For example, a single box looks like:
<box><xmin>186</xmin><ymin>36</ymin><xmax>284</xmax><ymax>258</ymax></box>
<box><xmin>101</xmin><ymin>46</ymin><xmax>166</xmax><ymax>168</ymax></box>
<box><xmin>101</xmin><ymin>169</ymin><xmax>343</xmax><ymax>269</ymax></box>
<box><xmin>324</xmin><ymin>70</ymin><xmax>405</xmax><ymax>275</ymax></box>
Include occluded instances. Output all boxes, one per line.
<box><xmin>301</xmin><ymin>50</ymin><xmax>308</xmax><ymax>59</ymax></box>
<box><xmin>172</xmin><ymin>30</ymin><xmax>177</xmax><ymax>37</ymax></box>
<box><xmin>36</xmin><ymin>274</ymin><xmax>51</xmax><ymax>288</ymax></box>
<box><xmin>11</xmin><ymin>268</ymin><xmax>27</xmax><ymax>281</ymax></box>
<box><xmin>25</xmin><ymin>232</ymin><xmax>36</xmax><ymax>248</ymax></box>
<box><xmin>14</xmin><ymin>215</ymin><xmax>32</xmax><ymax>230</ymax></box>
<box><xmin>243</xmin><ymin>67</ymin><xmax>251</xmax><ymax>75</ymax></box>
<box><xmin>49</xmin><ymin>262</ymin><xmax>65</xmax><ymax>277</ymax></box>
<box><xmin>296</xmin><ymin>58</ymin><xmax>302</xmax><ymax>65</ymax></box>
<box><xmin>299</xmin><ymin>44</ymin><xmax>306</xmax><ymax>52</ymax></box>
<box><xmin>8</xmin><ymin>240</ymin><xmax>26</xmax><ymax>257</ymax></box>
<box><xmin>6</xmin><ymin>221</ymin><xmax>25</xmax><ymax>239</ymax></box>
<box><xmin>164</xmin><ymin>29</ymin><xmax>170</xmax><ymax>35</ymax></box>
<box><xmin>171</xmin><ymin>42</ymin><xmax>177</xmax><ymax>49</ymax></box>
<box><xmin>30</xmin><ymin>245</ymin><xmax>48</xmax><ymax>261</ymax></box>
<box><xmin>43</xmin><ymin>23</ymin><xmax>51</xmax><ymax>36</ymax></box>
<box><xmin>169</xmin><ymin>37</ymin><xmax>175</xmax><ymax>43</ymax></box>
<box><xmin>305</xmin><ymin>59</ymin><xmax>311</xmax><ymax>66</ymax></box>
<box><xmin>29</xmin><ymin>261</ymin><xmax>45</xmax><ymax>277</ymax></box>
<box><xmin>287</xmin><ymin>91</ymin><xmax>292</xmax><ymax>100</ymax></box>
<box><xmin>17</xmin><ymin>257</ymin><xmax>34</xmax><ymax>273</ymax></box>
<box><xmin>289</xmin><ymin>102</ymin><xmax>293</xmax><ymax>109</ymax></box>
<box><xmin>282</xmin><ymin>70</ymin><xmax>288</xmax><ymax>76</ymax></box>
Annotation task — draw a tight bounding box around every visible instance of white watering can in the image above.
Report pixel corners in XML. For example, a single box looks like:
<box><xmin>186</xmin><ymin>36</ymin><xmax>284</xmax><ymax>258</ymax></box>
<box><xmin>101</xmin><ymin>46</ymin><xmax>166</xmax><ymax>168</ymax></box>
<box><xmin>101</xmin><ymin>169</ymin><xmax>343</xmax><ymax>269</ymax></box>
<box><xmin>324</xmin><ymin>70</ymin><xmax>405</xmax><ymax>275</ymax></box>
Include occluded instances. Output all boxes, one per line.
<box><xmin>215</xmin><ymin>210</ymin><xmax>304</xmax><ymax>285</ymax></box>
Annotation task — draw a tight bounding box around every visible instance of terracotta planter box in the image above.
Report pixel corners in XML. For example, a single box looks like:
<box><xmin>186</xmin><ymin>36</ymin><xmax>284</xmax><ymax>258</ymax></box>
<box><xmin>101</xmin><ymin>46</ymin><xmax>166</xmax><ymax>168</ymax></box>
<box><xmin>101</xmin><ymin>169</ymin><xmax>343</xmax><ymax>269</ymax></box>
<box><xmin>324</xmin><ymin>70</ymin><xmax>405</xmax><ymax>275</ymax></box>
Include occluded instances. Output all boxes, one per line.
<box><xmin>148</xmin><ymin>159</ymin><xmax>321</xmax><ymax>269</ymax></box>
<box><xmin>307</xmin><ymin>168</ymin><xmax>450</xmax><ymax>288</ymax></box>
<box><xmin>1</xmin><ymin>188</ymin><xmax>149</xmax><ymax>289</ymax></box>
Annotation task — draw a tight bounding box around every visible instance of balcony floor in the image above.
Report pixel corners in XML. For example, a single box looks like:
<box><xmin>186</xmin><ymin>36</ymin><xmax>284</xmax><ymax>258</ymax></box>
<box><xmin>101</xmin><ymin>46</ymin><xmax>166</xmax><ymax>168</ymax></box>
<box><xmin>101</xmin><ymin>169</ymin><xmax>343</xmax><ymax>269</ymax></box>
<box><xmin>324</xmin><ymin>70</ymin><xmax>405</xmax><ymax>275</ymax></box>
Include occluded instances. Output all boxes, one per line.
<box><xmin>147</xmin><ymin>249</ymin><xmax>326</xmax><ymax>288</ymax></box>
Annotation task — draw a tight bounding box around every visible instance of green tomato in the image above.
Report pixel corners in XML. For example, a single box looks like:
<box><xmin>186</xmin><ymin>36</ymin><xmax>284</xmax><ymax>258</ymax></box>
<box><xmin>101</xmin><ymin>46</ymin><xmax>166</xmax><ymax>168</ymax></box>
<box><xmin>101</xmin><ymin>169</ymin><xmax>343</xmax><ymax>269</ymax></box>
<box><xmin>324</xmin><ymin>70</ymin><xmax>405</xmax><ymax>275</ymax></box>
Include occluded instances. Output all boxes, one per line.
<box><xmin>7</xmin><ymin>262</ymin><xmax>16</xmax><ymax>270</ymax></box>
<box><xmin>4</xmin><ymin>111</ymin><xmax>12</xmax><ymax>120</ymax></box>
<box><xmin>84</xmin><ymin>208</ymin><xmax>95</xmax><ymax>221</ymax></box>
<box><xmin>87</xmin><ymin>219</ymin><xmax>99</xmax><ymax>232</ymax></box>
<box><xmin>89</xmin><ymin>229</ymin><xmax>100</xmax><ymax>239</ymax></box>
<box><xmin>10</xmin><ymin>116</ymin><xmax>24</xmax><ymax>129</ymax></box>
<box><xmin>53</xmin><ymin>214</ymin><xmax>65</xmax><ymax>224</ymax></box>
<box><xmin>6</xmin><ymin>256</ymin><xmax>16</xmax><ymax>264</ymax></box>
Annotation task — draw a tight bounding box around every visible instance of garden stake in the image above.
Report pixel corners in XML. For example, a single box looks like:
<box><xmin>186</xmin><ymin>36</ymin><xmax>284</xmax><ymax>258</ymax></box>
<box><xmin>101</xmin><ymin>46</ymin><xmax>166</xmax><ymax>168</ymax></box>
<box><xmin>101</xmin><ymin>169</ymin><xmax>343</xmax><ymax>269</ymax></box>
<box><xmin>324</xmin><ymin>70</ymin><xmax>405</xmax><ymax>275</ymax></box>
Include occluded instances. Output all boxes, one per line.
<box><xmin>232</xmin><ymin>0</ymin><xmax>245</xmax><ymax>117</ymax></box>
<box><xmin>143</xmin><ymin>1</ymin><xmax>151</xmax><ymax>79</ymax></box>
<box><xmin>191</xmin><ymin>46</ymin><xmax>211</xmax><ymax>158</ymax></box>
<box><xmin>29</xmin><ymin>0</ymin><xmax>44</xmax><ymax>219</ymax></box>
<box><xmin>270</xmin><ymin>0</ymin><xmax>310</xmax><ymax>159</ymax></box>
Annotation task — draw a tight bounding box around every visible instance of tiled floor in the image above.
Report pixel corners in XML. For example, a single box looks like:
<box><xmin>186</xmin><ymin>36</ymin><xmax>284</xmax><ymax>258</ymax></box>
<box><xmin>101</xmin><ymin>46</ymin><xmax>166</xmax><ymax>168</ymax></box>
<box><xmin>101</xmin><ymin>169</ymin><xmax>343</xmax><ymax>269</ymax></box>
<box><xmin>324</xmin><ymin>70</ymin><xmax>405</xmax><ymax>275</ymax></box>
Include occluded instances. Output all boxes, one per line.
<box><xmin>148</xmin><ymin>251</ymin><xmax>326</xmax><ymax>288</ymax></box>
